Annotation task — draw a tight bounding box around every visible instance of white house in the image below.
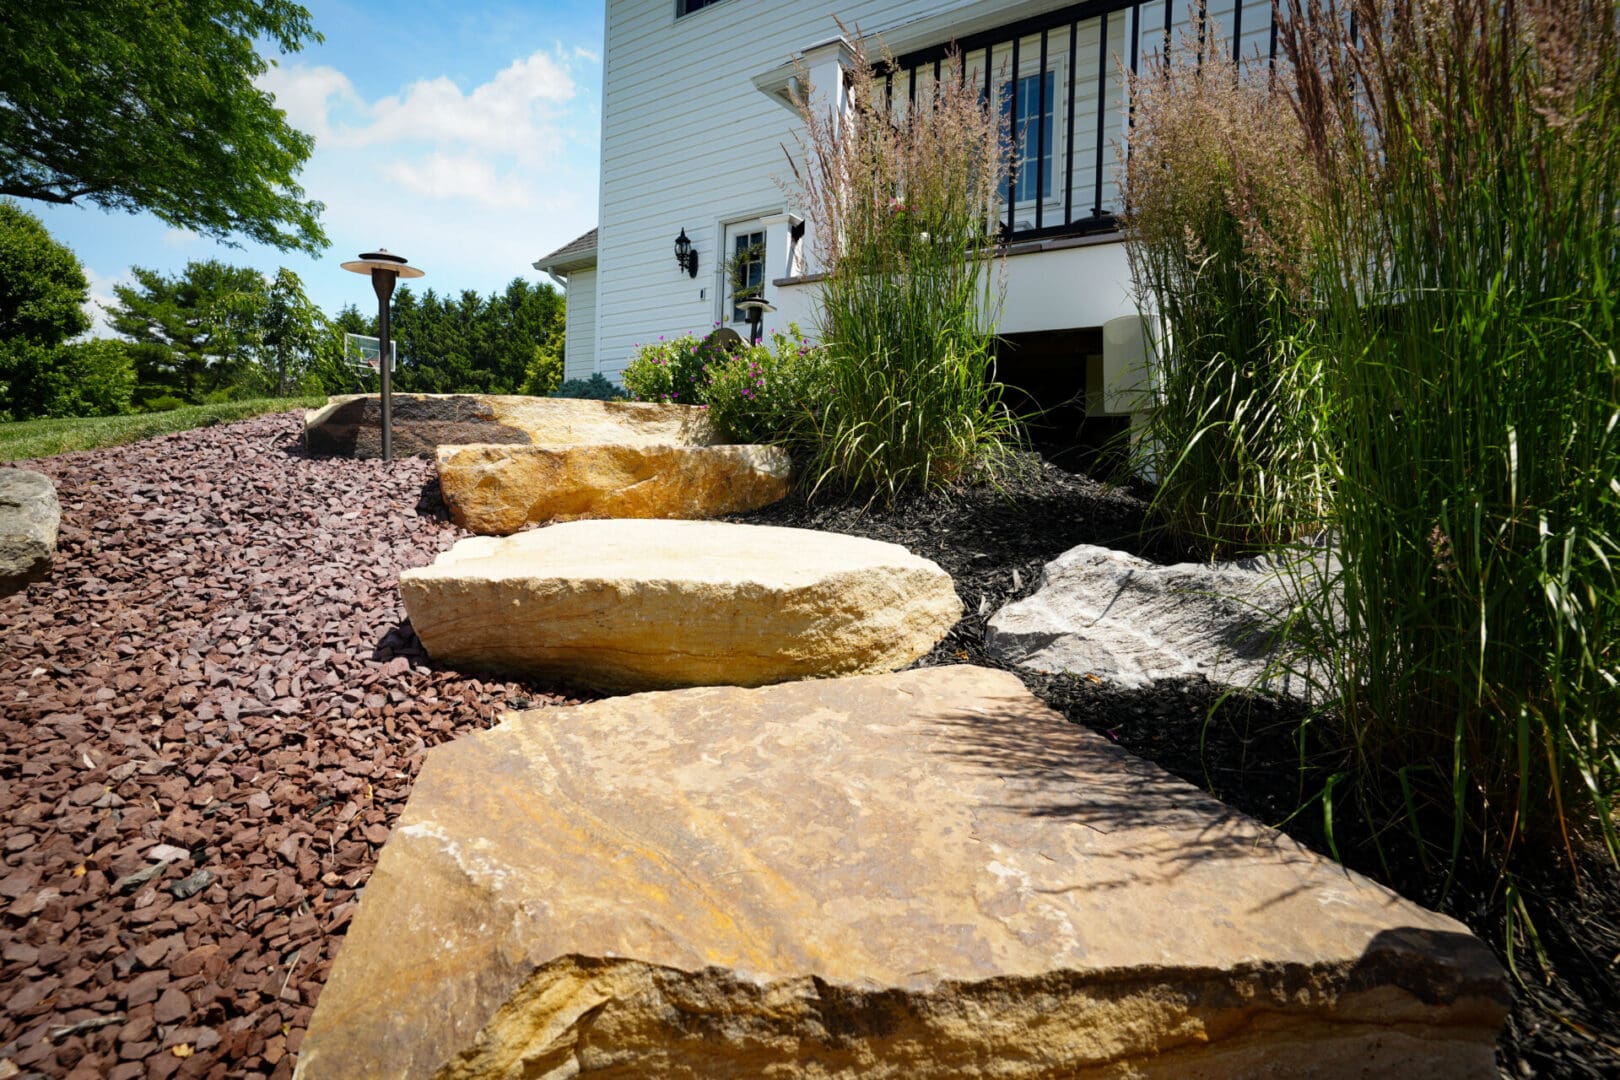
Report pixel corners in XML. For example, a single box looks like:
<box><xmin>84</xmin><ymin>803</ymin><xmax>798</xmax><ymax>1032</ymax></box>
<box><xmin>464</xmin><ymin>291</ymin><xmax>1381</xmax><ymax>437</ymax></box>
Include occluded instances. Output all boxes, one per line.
<box><xmin>535</xmin><ymin>0</ymin><xmax>1275</xmax><ymax>456</ymax></box>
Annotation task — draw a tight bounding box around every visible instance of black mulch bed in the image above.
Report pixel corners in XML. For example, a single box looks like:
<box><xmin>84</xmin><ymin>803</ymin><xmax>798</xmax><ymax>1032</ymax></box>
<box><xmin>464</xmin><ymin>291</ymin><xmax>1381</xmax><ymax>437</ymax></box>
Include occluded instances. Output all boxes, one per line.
<box><xmin>731</xmin><ymin>452</ymin><xmax>1620</xmax><ymax>1080</ymax></box>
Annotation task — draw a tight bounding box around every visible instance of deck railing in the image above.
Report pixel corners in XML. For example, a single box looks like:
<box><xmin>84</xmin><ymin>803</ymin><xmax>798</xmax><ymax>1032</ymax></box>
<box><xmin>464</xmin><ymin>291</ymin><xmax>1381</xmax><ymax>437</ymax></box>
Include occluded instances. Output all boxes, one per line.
<box><xmin>881</xmin><ymin>0</ymin><xmax>1278</xmax><ymax>243</ymax></box>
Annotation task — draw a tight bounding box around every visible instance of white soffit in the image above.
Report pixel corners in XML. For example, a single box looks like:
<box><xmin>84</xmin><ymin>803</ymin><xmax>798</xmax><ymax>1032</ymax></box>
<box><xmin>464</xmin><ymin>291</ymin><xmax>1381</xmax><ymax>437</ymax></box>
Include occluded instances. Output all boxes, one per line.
<box><xmin>751</xmin><ymin>0</ymin><xmax>1076</xmax><ymax>110</ymax></box>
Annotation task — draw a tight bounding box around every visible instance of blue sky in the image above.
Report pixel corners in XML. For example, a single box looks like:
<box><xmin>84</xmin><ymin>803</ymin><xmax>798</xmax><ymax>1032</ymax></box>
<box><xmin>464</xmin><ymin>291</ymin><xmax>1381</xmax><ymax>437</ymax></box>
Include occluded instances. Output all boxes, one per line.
<box><xmin>26</xmin><ymin>0</ymin><xmax>604</xmax><ymax>333</ymax></box>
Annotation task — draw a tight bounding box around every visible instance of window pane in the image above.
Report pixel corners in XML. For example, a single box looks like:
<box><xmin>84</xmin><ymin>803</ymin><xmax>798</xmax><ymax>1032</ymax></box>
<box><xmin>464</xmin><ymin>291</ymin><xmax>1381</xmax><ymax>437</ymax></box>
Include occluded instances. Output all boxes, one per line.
<box><xmin>731</xmin><ymin>231</ymin><xmax>764</xmax><ymax>322</ymax></box>
<box><xmin>1001</xmin><ymin>71</ymin><xmax>1054</xmax><ymax>206</ymax></box>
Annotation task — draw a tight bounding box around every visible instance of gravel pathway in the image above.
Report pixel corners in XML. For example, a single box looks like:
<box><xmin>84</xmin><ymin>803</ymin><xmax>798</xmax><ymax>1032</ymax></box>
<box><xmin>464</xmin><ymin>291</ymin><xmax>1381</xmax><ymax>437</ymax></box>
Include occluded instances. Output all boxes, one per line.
<box><xmin>0</xmin><ymin>413</ymin><xmax>574</xmax><ymax>1079</ymax></box>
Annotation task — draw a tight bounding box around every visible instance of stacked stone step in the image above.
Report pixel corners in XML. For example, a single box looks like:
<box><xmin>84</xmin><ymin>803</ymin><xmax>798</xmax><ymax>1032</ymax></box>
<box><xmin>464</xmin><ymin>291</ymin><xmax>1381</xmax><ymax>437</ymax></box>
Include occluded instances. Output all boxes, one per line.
<box><xmin>298</xmin><ymin>395</ymin><xmax>1508</xmax><ymax>1078</ymax></box>
<box><xmin>304</xmin><ymin>393</ymin><xmax>792</xmax><ymax>534</ymax></box>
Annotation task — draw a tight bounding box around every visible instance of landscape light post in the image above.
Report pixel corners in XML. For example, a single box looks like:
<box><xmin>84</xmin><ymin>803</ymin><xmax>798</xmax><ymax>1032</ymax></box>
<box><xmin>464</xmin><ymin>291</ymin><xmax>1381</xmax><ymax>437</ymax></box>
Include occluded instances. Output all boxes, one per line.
<box><xmin>736</xmin><ymin>296</ymin><xmax>776</xmax><ymax>347</ymax></box>
<box><xmin>340</xmin><ymin>249</ymin><xmax>425</xmax><ymax>461</ymax></box>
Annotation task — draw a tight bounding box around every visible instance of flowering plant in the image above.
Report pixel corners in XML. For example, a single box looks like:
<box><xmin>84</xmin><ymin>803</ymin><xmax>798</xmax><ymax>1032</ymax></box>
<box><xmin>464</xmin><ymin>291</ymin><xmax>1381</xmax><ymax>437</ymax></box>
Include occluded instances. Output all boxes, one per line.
<box><xmin>621</xmin><ymin>324</ymin><xmax>823</xmax><ymax>448</ymax></box>
<box><xmin>621</xmin><ymin>333</ymin><xmax>730</xmax><ymax>404</ymax></box>
<box><xmin>702</xmin><ymin>325</ymin><xmax>823</xmax><ymax>445</ymax></box>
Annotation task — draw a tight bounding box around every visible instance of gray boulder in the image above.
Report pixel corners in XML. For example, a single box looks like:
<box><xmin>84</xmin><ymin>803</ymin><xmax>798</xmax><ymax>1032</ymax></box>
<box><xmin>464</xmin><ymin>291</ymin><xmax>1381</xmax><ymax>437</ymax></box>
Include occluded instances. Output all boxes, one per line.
<box><xmin>0</xmin><ymin>469</ymin><xmax>60</xmax><ymax>596</ymax></box>
<box><xmin>986</xmin><ymin>543</ymin><xmax>1329</xmax><ymax>698</ymax></box>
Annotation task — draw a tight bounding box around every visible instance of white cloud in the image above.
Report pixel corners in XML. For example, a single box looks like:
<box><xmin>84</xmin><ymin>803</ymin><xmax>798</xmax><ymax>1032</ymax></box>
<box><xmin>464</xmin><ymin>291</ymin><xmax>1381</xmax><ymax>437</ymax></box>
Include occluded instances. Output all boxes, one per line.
<box><xmin>259</xmin><ymin>63</ymin><xmax>358</xmax><ymax>143</ymax></box>
<box><xmin>358</xmin><ymin>52</ymin><xmax>576</xmax><ymax>159</ymax></box>
<box><xmin>388</xmin><ymin>152</ymin><xmax>533</xmax><ymax>209</ymax></box>
<box><xmin>256</xmin><ymin>47</ymin><xmax>591</xmax><ymax>233</ymax></box>
<box><xmin>259</xmin><ymin>49</ymin><xmax>578</xmax><ymax>163</ymax></box>
<box><xmin>79</xmin><ymin>266</ymin><xmax>130</xmax><ymax>340</ymax></box>
<box><xmin>236</xmin><ymin>47</ymin><xmax>600</xmax><ymax>316</ymax></box>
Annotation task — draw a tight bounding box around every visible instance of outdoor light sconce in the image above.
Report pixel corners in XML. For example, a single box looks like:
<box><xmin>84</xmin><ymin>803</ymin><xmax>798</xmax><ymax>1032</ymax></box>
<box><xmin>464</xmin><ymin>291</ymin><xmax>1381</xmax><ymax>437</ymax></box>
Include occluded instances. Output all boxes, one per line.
<box><xmin>674</xmin><ymin>228</ymin><xmax>699</xmax><ymax>278</ymax></box>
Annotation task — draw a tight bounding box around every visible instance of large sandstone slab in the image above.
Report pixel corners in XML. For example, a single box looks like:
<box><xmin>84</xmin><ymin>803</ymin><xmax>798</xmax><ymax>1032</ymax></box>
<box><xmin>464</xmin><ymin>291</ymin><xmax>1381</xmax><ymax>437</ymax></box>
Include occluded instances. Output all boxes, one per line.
<box><xmin>0</xmin><ymin>469</ymin><xmax>60</xmax><ymax>596</ymax></box>
<box><xmin>296</xmin><ymin>666</ymin><xmax>1507</xmax><ymax>1080</ymax></box>
<box><xmin>304</xmin><ymin>394</ymin><xmax>715</xmax><ymax>458</ymax></box>
<box><xmin>399</xmin><ymin>519</ymin><xmax>960</xmax><ymax>691</ymax></box>
<box><xmin>436</xmin><ymin>442</ymin><xmax>792</xmax><ymax>535</ymax></box>
<box><xmin>987</xmin><ymin>543</ymin><xmax>1326</xmax><ymax>698</ymax></box>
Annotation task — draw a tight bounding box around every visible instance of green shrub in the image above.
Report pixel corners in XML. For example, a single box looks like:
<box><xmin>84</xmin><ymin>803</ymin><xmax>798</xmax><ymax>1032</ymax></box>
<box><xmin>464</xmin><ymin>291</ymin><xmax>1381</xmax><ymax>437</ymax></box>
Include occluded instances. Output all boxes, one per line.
<box><xmin>550</xmin><ymin>374</ymin><xmax>625</xmax><ymax>401</ymax></box>
<box><xmin>1121</xmin><ymin>27</ymin><xmax>1329</xmax><ymax>558</ymax></box>
<box><xmin>787</xmin><ymin>34</ymin><xmax>1019</xmax><ymax>502</ymax></box>
<box><xmin>47</xmin><ymin>339</ymin><xmax>136</xmax><ymax>417</ymax></box>
<box><xmin>0</xmin><ymin>338</ymin><xmax>137</xmax><ymax>420</ymax></box>
<box><xmin>1277</xmin><ymin>0</ymin><xmax>1620</xmax><ymax>879</ymax></box>
<box><xmin>141</xmin><ymin>394</ymin><xmax>188</xmax><ymax>413</ymax></box>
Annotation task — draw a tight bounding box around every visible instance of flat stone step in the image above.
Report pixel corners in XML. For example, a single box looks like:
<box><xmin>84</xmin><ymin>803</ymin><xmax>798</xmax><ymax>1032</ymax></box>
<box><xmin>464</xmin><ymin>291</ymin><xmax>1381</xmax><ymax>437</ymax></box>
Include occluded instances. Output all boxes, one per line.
<box><xmin>399</xmin><ymin>519</ymin><xmax>961</xmax><ymax>691</ymax></box>
<box><xmin>435</xmin><ymin>442</ymin><xmax>792</xmax><ymax>535</ymax></box>
<box><xmin>296</xmin><ymin>665</ymin><xmax>1507</xmax><ymax>1080</ymax></box>
<box><xmin>304</xmin><ymin>393</ymin><xmax>715</xmax><ymax>459</ymax></box>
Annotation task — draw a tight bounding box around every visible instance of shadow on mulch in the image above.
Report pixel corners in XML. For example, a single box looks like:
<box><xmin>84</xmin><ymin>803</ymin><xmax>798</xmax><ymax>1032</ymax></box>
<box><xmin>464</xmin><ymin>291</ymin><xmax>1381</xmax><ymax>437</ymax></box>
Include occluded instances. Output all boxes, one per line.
<box><xmin>371</xmin><ymin>619</ymin><xmax>597</xmax><ymax>710</ymax></box>
<box><xmin>414</xmin><ymin>477</ymin><xmax>449</xmax><ymax>520</ymax></box>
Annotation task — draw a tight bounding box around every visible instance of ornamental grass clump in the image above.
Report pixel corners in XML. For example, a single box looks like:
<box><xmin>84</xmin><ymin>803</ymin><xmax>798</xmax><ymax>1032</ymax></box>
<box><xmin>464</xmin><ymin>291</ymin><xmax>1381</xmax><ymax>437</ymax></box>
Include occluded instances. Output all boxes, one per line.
<box><xmin>1121</xmin><ymin>23</ymin><xmax>1331</xmax><ymax>557</ymax></box>
<box><xmin>1278</xmin><ymin>0</ymin><xmax>1620</xmax><ymax>883</ymax></box>
<box><xmin>786</xmin><ymin>33</ymin><xmax>1019</xmax><ymax>503</ymax></box>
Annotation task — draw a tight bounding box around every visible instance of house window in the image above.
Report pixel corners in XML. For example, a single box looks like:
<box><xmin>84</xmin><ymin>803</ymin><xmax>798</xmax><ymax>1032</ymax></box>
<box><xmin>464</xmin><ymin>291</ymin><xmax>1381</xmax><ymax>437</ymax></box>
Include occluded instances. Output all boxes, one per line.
<box><xmin>676</xmin><ymin>0</ymin><xmax>726</xmax><ymax>16</ymax></box>
<box><xmin>729</xmin><ymin>229</ymin><xmax>765</xmax><ymax>323</ymax></box>
<box><xmin>1002</xmin><ymin>70</ymin><xmax>1056</xmax><ymax>206</ymax></box>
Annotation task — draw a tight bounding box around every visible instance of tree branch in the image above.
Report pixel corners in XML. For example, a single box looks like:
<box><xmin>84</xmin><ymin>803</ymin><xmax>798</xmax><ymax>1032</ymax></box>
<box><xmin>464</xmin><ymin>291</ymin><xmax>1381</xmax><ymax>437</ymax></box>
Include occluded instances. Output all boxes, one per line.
<box><xmin>0</xmin><ymin>183</ymin><xmax>99</xmax><ymax>205</ymax></box>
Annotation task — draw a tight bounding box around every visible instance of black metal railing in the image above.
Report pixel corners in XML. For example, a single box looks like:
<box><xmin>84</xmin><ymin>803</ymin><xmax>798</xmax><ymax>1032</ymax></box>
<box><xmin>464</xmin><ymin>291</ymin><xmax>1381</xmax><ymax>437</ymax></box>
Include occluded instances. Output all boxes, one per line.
<box><xmin>882</xmin><ymin>0</ymin><xmax>1276</xmax><ymax>244</ymax></box>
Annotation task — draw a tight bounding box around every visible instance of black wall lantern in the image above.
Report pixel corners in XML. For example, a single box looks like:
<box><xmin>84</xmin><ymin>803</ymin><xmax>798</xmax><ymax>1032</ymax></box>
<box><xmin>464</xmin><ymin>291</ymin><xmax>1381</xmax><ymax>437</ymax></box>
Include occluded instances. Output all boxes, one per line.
<box><xmin>674</xmin><ymin>228</ymin><xmax>698</xmax><ymax>278</ymax></box>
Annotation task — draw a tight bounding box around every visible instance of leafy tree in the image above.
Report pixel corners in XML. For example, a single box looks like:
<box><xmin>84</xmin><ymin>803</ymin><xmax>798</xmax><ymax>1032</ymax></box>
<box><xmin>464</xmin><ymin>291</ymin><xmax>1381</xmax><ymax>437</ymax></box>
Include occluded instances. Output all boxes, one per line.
<box><xmin>127</xmin><ymin>341</ymin><xmax>183</xmax><ymax>408</ymax></box>
<box><xmin>36</xmin><ymin>339</ymin><xmax>137</xmax><ymax>417</ymax></box>
<box><xmin>383</xmin><ymin>278</ymin><xmax>564</xmax><ymax>394</ymax></box>
<box><xmin>492</xmin><ymin>278</ymin><xmax>565</xmax><ymax>391</ymax></box>
<box><xmin>109</xmin><ymin>260</ymin><xmax>269</xmax><ymax>401</ymax></box>
<box><xmin>0</xmin><ymin>199</ymin><xmax>91</xmax><ymax>418</ymax></box>
<box><xmin>330</xmin><ymin>304</ymin><xmax>372</xmax><ymax>338</ymax></box>
<box><xmin>0</xmin><ymin>200</ymin><xmax>88</xmax><ymax>347</ymax></box>
<box><xmin>262</xmin><ymin>269</ymin><xmax>331</xmax><ymax>394</ymax></box>
<box><xmin>0</xmin><ymin>0</ymin><xmax>328</xmax><ymax>254</ymax></box>
<box><xmin>521</xmin><ymin>339</ymin><xmax>565</xmax><ymax>396</ymax></box>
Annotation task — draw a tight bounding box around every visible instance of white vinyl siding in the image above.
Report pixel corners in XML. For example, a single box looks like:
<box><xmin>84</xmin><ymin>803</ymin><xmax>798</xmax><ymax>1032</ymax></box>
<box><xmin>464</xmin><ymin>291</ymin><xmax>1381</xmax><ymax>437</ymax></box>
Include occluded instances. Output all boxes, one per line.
<box><xmin>563</xmin><ymin>268</ymin><xmax>596</xmax><ymax>382</ymax></box>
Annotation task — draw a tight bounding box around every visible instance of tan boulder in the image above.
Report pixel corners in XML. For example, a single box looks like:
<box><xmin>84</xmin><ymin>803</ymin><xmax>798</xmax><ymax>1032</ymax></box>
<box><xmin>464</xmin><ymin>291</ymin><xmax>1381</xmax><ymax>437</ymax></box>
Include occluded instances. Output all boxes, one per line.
<box><xmin>295</xmin><ymin>666</ymin><xmax>1507</xmax><ymax>1080</ymax></box>
<box><xmin>304</xmin><ymin>394</ymin><xmax>715</xmax><ymax>458</ymax></box>
<box><xmin>398</xmin><ymin>519</ymin><xmax>960</xmax><ymax>691</ymax></box>
<box><xmin>435</xmin><ymin>442</ymin><xmax>792</xmax><ymax>535</ymax></box>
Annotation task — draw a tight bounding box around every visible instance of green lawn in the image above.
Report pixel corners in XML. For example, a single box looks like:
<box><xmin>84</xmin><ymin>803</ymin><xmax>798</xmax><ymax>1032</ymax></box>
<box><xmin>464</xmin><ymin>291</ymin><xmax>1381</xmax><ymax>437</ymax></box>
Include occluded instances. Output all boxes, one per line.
<box><xmin>0</xmin><ymin>397</ymin><xmax>323</xmax><ymax>462</ymax></box>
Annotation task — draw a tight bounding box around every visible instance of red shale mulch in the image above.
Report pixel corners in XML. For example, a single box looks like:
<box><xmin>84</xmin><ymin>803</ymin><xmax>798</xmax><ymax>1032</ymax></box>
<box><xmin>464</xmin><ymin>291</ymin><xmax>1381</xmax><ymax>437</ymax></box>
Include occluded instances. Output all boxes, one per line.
<box><xmin>0</xmin><ymin>412</ymin><xmax>575</xmax><ymax>1079</ymax></box>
